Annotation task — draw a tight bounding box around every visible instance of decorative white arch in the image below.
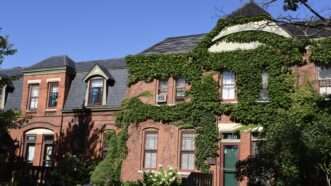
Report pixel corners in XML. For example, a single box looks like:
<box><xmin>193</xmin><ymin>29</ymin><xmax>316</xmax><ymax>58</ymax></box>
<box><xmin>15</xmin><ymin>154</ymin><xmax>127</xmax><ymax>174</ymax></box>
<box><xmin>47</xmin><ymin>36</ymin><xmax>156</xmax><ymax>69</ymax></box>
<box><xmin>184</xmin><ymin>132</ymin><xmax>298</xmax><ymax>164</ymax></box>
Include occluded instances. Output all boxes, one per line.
<box><xmin>25</xmin><ymin>128</ymin><xmax>54</xmax><ymax>135</ymax></box>
<box><xmin>212</xmin><ymin>20</ymin><xmax>292</xmax><ymax>42</ymax></box>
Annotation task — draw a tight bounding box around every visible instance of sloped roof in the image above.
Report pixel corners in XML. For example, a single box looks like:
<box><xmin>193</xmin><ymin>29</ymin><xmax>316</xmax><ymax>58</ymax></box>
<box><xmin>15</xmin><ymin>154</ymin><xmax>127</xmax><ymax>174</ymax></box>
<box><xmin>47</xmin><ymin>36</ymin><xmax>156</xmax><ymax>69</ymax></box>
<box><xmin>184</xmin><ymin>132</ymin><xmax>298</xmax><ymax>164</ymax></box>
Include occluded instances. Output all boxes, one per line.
<box><xmin>24</xmin><ymin>55</ymin><xmax>75</xmax><ymax>71</ymax></box>
<box><xmin>227</xmin><ymin>2</ymin><xmax>271</xmax><ymax>18</ymax></box>
<box><xmin>63</xmin><ymin>59</ymin><xmax>128</xmax><ymax>111</ymax></box>
<box><xmin>141</xmin><ymin>34</ymin><xmax>205</xmax><ymax>55</ymax></box>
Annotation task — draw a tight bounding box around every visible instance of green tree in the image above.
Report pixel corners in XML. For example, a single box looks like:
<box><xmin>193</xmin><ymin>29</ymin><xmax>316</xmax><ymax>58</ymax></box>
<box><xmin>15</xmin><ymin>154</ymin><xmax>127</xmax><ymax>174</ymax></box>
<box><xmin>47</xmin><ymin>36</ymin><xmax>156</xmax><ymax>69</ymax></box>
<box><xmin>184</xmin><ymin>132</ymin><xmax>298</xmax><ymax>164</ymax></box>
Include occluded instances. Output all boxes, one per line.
<box><xmin>237</xmin><ymin>85</ymin><xmax>331</xmax><ymax>186</ymax></box>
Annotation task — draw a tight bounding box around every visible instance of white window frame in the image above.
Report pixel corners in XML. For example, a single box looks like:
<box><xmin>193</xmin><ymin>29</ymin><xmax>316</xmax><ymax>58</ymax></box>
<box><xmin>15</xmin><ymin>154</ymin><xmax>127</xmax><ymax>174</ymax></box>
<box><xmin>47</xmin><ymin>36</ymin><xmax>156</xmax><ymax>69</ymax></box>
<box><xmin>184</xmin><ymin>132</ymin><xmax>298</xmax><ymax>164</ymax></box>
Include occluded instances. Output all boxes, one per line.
<box><xmin>143</xmin><ymin>131</ymin><xmax>158</xmax><ymax>169</ymax></box>
<box><xmin>85</xmin><ymin>77</ymin><xmax>107</xmax><ymax>106</ymax></box>
<box><xmin>221</xmin><ymin>71</ymin><xmax>236</xmax><ymax>101</ymax></box>
<box><xmin>318</xmin><ymin>66</ymin><xmax>331</xmax><ymax>96</ymax></box>
<box><xmin>180</xmin><ymin>132</ymin><xmax>195</xmax><ymax>171</ymax></box>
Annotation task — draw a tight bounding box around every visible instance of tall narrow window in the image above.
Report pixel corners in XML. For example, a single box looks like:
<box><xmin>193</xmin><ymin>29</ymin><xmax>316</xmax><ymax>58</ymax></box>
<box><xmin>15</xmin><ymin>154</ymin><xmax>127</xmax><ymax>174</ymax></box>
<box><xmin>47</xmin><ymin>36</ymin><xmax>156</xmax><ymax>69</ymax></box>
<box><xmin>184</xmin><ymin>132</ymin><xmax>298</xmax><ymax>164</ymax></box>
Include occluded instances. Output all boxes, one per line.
<box><xmin>25</xmin><ymin>135</ymin><xmax>36</xmax><ymax>163</ymax></box>
<box><xmin>258</xmin><ymin>70</ymin><xmax>269</xmax><ymax>102</ymax></box>
<box><xmin>180</xmin><ymin>132</ymin><xmax>195</xmax><ymax>170</ymax></box>
<box><xmin>221</xmin><ymin>71</ymin><xmax>236</xmax><ymax>100</ymax></box>
<box><xmin>156</xmin><ymin>79</ymin><xmax>168</xmax><ymax>104</ymax></box>
<box><xmin>28</xmin><ymin>84</ymin><xmax>39</xmax><ymax>111</ymax></box>
<box><xmin>0</xmin><ymin>86</ymin><xmax>4</xmax><ymax>110</ymax></box>
<box><xmin>176</xmin><ymin>78</ymin><xmax>186</xmax><ymax>101</ymax></box>
<box><xmin>319</xmin><ymin>67</ymin><xmax>331</xmax><ymax>95</ymax></box>
<box><xmin>88</xmin><ymin>78</ymin><xmax>104</xmax><ymax>105</ymax></box>
<box><xmin>43</xmin><ymin>135</ymin><xmax>54</xmax><ymax>167</ymax></box>
<box><xmin>144</xmin><ymin>131</ymin><xmax>158</xmax><ymax>169</ymax></box>
<box><xmin>47</xmin><ymin>82</ymin><xmax>59</xmax><ymax>108</ymax></box>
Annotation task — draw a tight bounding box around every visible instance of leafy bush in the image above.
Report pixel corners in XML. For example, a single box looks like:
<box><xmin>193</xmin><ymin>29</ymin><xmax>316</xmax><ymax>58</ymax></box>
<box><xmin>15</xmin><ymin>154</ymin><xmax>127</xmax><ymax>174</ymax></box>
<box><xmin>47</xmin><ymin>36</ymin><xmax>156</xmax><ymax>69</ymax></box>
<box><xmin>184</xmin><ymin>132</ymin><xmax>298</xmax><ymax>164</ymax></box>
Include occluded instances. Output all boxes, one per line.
<box><xmin>140</xmin><ymin>167</ymin><xmax>181</xmax><ymax>186</ymax></box>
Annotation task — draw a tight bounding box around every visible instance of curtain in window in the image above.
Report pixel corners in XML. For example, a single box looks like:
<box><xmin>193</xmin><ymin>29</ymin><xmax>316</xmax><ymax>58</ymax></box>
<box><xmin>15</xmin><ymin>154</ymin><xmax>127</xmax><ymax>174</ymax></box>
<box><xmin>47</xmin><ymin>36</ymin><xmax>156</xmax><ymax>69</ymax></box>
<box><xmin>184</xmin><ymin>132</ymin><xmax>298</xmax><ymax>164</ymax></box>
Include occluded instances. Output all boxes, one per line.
<box><xmin>144</xmin><ymin>132</ymin><xmax>158</xmax><ymax>169</ymax></box>
<box><xmin>319</xmin><ymin>67</ymin><xmax>331</xmax><ymax>95</ymax></box>
<box><xmin>89</xmin><ymin>79</ymin><xmax>104</xmax><ymax>105</ymax></box>
<box><xmin>48</xmin><ymin>82</ymin><xmax>59</xmax><ymax>108</ymax></box>
<box><xmin>176</xmin><ymin>78</ymin><xmax>186</xmax><ymax>99</ymax></box>
<box><xmin>159</xmin><ymin>80</ymin><xmax>168</xmax><ymax>94</ymax></box>
<box><xmin>181</xmin><ymin>133</ymin><xmax>195</xmax><ymax>170</ymax></box>
<box><xmin>27</xmin><ymin>144</ymin><xmax>35</xmax><ymax>162</ymax></box>
<box><xmin>29</xmin><ymin>85</ymin><xmax>39</xmax><ymax>110</ymax></box>
<box><xmin>222</xmin><ymin>71</ymin><xmax>236</xmax><ymax>100</ymax></box>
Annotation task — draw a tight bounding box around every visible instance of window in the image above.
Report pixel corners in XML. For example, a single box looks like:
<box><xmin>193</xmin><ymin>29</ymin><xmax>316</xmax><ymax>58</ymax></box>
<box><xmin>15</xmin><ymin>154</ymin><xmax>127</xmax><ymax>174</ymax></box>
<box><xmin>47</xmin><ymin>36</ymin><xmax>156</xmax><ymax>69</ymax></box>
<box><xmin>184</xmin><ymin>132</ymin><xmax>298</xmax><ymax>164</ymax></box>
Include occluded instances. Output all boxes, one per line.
<box><xmin>180</xmin><ymin>132</ymin><xmax>195</xmax><ymax>170</ymax></box>
<box><xmin>144</xmin><ymin>131</ymin><xmax>158</xmax><ymax>169</ymax></box>
<box><xmin>156</xmin><ymin>79</ymin><xmax>168</xmax><ymax>104</ymax></box>
<box><xmin>222</xmin><ymin>132</ymin><xmax>240</xmax><ymax>140</ymax></box>
<box><xmin>28</xmin><ymin>84</ymin><xmax>39</xmax><ymax>111</ymax></box>
<box><xmin>88</xmin><ymin>78</ymin><xmax>104</xmax><ymax>105</ymax></box>
<box><xmin>47</xmin><ymin>82</ymin><xmax>59</xmax><ymax>108</ymax></box>
<box><xmin>43</xmin><ymin>135</ymin><xmax>54</xmax><ymax>167</ymax></box>
<box><xmin>258</xmin><ymin>70</ymin><xmax>269</xmax><ymax>101</ymax></box>
<box><xmin>221</xmin><ymin>71</ymin><xmax>236</xmax><ymax>100</ymax></box>
<box><xmin>0</xmin><ymin>85</ymin><xmax>5</xmax><ymax>110</ymax></box>
<box><xmin>176</xmin><ymin>78</ymin><xmax>186</xmax><ymax>101</ymax></box>
<box><xmin>319</xmin><ymin>67</ymin><xmax>331</xmax><ymax>95</ymax></box>
<box><xmin>25</xmin><ymin>135</ymin><xmax>36</xmax><ymax>163</ymax></box>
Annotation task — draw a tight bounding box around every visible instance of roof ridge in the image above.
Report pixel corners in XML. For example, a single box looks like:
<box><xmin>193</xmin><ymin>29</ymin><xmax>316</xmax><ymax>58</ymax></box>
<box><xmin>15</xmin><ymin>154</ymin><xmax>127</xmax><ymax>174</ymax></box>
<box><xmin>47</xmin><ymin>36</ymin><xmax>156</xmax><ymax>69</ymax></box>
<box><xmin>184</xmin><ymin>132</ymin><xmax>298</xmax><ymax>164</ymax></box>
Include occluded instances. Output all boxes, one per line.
<box><xmin>226</xmin><ymin>1</ymin><xmax>271</xmax><ymax>19</ymax></box>
<box><xmin>164</xmin><ymin>33</ymin><xmax>206</xmax><ymax>40</ymax></box>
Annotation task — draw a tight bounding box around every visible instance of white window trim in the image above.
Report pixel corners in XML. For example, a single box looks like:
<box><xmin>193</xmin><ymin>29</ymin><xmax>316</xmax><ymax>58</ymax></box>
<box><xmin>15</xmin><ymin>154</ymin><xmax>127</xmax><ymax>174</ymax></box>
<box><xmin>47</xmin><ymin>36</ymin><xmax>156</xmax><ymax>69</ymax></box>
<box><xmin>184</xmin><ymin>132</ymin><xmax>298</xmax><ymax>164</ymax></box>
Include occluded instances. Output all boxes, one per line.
<box><xmin>0</xmin><ymin>85</ymin><xmax>7</xmax><ymax>110</ymax></box>
<box><xmin>46</xmin><ymin>78</ymin><xmax>61</xmax><ymax>82</ymax></box>
<box><xmin>85</xmin><ymin>78</ymin><xmax>107</xmax><ymax>106</ymax></box>
<box><xmin>317</xmin><ymin>66</ymin><xmax>331</xmax><ymax>95</ymax></box>
<box><xmin>27</xmin><ymin>79</ymin><xmax>41</xmax><ymax>84</ymax></box>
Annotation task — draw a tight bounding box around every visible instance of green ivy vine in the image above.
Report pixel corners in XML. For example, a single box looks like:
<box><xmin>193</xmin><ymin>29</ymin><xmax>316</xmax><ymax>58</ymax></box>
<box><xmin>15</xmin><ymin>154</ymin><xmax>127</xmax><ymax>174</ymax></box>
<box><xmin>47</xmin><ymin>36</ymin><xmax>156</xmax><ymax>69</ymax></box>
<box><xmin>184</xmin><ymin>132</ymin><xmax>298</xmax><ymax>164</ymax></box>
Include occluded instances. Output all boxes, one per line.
<box><xmin>92</xmin><ymin>14</ymin><xmax>331</xmax><ymax>184</ymax></box>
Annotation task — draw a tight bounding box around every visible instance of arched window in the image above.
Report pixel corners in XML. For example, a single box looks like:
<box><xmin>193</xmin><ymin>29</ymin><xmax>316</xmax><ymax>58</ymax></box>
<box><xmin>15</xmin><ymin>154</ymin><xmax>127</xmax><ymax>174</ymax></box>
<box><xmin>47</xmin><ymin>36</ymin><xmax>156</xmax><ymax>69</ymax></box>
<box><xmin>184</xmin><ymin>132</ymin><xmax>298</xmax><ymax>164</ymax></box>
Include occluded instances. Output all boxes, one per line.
<box><xmin>24</xmin><ymin>128</ymin><xmax>54</xmax><ymax>167</ymax></box>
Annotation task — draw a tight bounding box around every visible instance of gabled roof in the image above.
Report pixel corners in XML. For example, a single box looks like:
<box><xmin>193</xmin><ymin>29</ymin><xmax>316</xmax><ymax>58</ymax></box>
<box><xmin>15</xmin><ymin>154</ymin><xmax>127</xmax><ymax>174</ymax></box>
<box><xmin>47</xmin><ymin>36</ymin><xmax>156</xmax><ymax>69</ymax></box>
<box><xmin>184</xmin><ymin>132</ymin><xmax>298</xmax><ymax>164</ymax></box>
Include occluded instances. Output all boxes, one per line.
<box><xmin>83</xmin><ymin>63</ymin><xmax>113</xmax><ymax>81</ymax></box>
<box><xmin>141</xmin><ymin>34</ymin><xmax>205</xmax><ymax>55</ymax></box>
<box><xmin>24</xmin><ymin>55</ymin><xmax>75</xmax><ymax>72</ymax></box>
<box><xmin>227</xmin><ymin>2</ymin><xmax>271</xmax><ymax>19</ymax></box>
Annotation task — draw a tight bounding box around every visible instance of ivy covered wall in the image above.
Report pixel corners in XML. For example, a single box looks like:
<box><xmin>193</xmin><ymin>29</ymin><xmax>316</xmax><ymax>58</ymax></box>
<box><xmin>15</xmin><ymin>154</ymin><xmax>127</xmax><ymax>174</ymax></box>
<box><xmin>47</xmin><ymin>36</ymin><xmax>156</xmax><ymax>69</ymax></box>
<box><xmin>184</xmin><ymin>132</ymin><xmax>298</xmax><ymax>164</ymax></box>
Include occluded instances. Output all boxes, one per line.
<box><xmin>92</xmin><ymin>14</ymin><xmax>331</xmax><ymax>184</ymax></box>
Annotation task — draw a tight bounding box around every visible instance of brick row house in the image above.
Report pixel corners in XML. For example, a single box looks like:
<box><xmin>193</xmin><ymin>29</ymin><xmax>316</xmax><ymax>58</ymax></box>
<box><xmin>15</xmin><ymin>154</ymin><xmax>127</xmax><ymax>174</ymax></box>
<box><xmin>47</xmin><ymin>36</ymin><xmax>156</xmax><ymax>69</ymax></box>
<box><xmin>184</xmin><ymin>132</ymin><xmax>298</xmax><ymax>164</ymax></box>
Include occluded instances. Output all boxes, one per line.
<box><xmin>3</xmin><ymin>2</ymin><xmax>331</xmax><ymax>186</ymax></box>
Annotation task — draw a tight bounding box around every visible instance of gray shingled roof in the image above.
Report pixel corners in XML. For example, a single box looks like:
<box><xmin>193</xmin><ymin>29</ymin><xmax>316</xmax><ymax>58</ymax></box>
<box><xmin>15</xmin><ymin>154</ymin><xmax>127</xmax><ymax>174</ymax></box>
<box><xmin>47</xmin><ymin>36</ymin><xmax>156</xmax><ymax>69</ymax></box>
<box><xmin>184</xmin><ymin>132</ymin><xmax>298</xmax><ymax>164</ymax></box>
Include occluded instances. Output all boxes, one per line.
<box><xmin>227</xmin><ymin>2</ymin><xmax>271</xmax><ymax>18</ymax></box>
<box><xmin>1</xmin><ymin>58</ymin><xmax>127</xmax><ymax>112</ymax></box>
<box><xmin>63</xmin><ymin>59</ymin><xmax>128</xmax><ymax>111</ymax></box>
<box><xmin>4</xmin><ymin>79</ymin><xmax>22</xmax><ymax>111</ymax></box>
<box><xmin>24</xmin><ymin>55</ymin><xmax>75</xmax><ymax>71</ymax></box>
<box><xmin>141</xmin><ymin>34</ymin><xmax>205</xmax><ymax>55</ymax></box>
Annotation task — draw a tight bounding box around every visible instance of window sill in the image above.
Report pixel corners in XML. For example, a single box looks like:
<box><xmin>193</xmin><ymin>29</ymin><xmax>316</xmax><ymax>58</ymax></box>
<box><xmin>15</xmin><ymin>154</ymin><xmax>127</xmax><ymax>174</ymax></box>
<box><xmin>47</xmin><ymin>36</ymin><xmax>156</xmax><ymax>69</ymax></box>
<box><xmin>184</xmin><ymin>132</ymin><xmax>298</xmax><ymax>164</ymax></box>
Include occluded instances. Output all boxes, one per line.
<box><xmin>221</xmin><ymin>100</ymin><xmax>238</xmax><ymax>104</ymax></box>
<box><xmin>256</xmin><ymin>99</ymin><xmax>270</xmax><ymax>103</ymax></box>
<box><xmin>26</xmin><ymin>110</ymin><xmax>37</xmax><ymax>114</ymax></box>
<box><xmin>45</xmin><ymin>108</ymin><xmax>57</xmax><ymax>112</ymax></box>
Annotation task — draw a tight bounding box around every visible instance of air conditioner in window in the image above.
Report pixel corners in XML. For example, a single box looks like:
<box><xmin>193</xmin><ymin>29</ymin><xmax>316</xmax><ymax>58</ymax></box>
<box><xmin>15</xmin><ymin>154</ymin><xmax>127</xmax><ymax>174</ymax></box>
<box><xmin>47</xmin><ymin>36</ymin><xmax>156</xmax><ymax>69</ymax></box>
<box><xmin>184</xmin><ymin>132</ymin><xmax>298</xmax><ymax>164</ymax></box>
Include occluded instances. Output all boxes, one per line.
<box><xmin>156</xmin><ymin>94</ymin><xmax>167</xmax><ymax>103</ymax></box>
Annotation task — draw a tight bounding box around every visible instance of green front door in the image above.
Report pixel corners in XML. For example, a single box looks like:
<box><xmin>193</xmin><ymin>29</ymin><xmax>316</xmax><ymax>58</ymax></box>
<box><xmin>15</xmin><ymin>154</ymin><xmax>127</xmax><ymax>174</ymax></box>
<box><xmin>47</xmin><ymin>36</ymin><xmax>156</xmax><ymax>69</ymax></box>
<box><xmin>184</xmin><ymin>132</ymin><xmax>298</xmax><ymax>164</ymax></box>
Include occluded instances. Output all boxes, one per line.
<box><xmin>223</xmin><ymin>145</ymin><xmax>238</xmax><ymax>186</ymax></box>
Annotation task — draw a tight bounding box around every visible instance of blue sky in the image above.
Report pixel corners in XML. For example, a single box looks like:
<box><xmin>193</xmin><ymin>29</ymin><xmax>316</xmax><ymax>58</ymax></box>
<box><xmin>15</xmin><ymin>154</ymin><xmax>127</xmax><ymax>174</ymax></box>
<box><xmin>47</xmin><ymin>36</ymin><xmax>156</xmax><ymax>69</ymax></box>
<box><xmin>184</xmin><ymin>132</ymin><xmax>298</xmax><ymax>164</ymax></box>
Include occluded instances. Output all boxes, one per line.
<box><xmin>1</xmin><ymin>0</ymin><xmax>330</xmax><ymax>68</ymax></box>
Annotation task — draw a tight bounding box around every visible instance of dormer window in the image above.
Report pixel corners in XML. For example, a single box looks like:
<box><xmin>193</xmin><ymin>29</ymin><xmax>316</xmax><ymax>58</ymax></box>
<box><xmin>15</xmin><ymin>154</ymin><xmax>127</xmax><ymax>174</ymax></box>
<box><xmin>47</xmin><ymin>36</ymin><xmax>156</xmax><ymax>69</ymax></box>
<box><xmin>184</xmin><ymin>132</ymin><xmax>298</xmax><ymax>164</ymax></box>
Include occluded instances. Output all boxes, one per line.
<box><xmin>88</xmin><ymin>78</ymin><xmax>104</xmax><ymax>106</ymax></box>
<box><xmin>83</xmin><ymin>64</ymin><xmax>111</xmax><ymax>106</ymax></box>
